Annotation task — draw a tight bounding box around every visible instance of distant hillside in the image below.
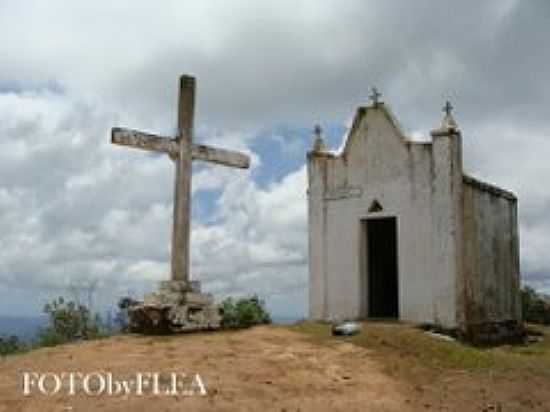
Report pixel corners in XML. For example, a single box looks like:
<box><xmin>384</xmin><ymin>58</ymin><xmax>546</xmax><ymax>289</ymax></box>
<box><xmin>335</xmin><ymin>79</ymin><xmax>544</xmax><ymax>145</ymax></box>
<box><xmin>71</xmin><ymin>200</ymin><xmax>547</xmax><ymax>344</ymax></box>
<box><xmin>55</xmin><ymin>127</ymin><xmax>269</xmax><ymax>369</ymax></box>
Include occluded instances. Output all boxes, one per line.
<box><xmin>0</xmin><ymin>316</ymin><xmax>45</xmax><ymax>341</ymax></box>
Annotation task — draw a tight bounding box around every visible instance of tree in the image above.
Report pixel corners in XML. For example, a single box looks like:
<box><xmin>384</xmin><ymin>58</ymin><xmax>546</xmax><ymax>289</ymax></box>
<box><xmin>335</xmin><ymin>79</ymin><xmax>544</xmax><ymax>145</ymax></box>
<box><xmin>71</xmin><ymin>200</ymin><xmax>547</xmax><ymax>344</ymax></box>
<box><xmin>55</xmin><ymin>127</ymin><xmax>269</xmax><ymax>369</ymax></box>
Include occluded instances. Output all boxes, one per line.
<box><xmin>219</xmin><ymin>295</ymin><xmax>271</xmax><ymax>329</ymax></box>
<box><xmin>0</xmin><ymin>335</ymin><xmax>23</xmax><ymax>357</ymax></box>
<box><xmin>38</xmin><ymin>297</ymin><xmax>100</xmax><ymax>346</ymax></box>
<box><xmin>115</xmin><ymin>296</ymin><xmax>140</xmax><ymax>332</ymax></box>
<box><xmin>521</xmin><ymin>286</ymin><xmax>550</xmax><ymax>325</ymax></box>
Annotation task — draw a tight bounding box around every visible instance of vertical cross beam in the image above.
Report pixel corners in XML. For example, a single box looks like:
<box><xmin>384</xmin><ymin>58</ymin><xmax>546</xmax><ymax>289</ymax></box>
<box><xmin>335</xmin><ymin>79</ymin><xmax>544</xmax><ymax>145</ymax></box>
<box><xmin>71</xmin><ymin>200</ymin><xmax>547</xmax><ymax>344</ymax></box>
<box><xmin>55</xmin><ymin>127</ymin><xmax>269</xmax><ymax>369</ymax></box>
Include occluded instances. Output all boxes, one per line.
<box><xmin>171</xmin><ymin>75</ymin><xmax>195</xmax><ymax>282</ymax></box>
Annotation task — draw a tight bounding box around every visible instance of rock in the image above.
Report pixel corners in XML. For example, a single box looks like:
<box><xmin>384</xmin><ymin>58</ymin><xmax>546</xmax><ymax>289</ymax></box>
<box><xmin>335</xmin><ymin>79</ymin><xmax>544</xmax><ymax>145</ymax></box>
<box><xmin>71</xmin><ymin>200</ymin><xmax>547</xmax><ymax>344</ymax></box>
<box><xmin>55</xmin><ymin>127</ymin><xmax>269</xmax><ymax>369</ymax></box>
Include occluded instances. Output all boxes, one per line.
<box><xmin>128</xmin><ymin>280</ymin><xmax>221</xmax><ymax>334</ymax></box>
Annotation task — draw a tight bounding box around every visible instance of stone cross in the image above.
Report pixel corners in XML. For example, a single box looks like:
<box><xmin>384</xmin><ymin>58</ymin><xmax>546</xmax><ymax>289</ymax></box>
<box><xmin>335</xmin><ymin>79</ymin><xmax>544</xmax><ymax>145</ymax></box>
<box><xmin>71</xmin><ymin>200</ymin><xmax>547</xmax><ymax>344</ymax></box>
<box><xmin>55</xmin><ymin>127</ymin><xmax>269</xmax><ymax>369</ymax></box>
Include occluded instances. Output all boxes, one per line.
<box><xmin>111</xmin><ymin>75</ymin><xmax>250</xmax><ymax>283</ymax></box>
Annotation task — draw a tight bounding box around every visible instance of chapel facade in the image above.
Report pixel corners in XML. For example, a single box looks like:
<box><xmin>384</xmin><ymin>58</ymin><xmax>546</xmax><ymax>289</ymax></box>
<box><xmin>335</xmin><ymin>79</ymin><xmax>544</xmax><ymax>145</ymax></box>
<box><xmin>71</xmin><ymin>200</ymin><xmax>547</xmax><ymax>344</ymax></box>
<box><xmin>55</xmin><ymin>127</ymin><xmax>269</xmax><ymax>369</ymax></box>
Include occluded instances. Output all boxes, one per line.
<box><xmin>307</xmin><ymin>95</ymin><xmax>522</xmax><ymax>341</ymax></box>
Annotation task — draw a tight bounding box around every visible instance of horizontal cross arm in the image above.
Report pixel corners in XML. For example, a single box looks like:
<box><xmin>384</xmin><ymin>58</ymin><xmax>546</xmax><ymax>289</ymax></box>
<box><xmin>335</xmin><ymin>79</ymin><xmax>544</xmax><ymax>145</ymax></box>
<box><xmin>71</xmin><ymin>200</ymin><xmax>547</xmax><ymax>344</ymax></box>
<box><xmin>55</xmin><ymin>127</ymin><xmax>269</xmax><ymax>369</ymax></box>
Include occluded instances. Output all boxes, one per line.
<box><xmin>191</xmin><ymin>144</ymin><xmax>250</xmax><ymax>169</ymax></box>
<box><xmin>111</xmin><ymin>127</ymin><xmax>178</xmax><ymax>155</ymax></box>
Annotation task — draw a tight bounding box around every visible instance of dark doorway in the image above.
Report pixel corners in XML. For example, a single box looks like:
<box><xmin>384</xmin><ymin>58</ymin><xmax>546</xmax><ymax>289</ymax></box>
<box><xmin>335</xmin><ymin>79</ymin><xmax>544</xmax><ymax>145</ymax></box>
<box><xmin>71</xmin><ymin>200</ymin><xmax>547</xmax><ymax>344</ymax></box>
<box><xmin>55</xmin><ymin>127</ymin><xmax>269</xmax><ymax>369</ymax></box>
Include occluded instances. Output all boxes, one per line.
<box><xmin>367</xmin><ymin>217</ymin><xmax>399</xmax><ymax>318</ymax></box>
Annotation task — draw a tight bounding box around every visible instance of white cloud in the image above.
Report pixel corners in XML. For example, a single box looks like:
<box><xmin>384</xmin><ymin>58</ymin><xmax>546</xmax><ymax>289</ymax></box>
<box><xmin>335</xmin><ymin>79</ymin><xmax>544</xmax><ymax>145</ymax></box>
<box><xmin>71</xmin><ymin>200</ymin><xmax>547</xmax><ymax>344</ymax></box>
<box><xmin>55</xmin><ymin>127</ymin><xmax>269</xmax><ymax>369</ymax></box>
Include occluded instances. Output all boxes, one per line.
<box><xmin>0</xmin><ymin>87</ymin><xmax>309</xmax><ymax>317</ymax></box>
<box><xmin>0</xmin><ymin>0</ymin><xmax>549</xmax><ymax>318</ymax></box>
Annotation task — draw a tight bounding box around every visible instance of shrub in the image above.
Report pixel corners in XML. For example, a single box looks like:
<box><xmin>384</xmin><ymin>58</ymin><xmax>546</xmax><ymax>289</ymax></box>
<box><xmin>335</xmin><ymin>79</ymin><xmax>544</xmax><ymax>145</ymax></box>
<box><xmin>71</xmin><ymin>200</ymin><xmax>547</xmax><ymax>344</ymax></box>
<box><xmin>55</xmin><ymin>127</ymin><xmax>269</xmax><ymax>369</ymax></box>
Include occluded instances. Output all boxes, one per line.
<box><xmin>115</xmin><ymin>296</ymin><xmax>140</xmax><ymax>332</ymax></box>
<box><xmin>38</xmin><ymin>297</ymin><xmax>100</xmax><ymax>346</ymax></box>
<box><xmin>0</xmin><ymin>335</ymin><xmax>24</xmax><ymax>357</ymax></box>
<box><xmin>219</xmin><ymin>295</ymin><xmax>271</xmax><ymax>329</ymax></box>
<box><xmin>521</xmin><ymin>286</ymin><xmax>550</xmax><ymax>325</ymax></box>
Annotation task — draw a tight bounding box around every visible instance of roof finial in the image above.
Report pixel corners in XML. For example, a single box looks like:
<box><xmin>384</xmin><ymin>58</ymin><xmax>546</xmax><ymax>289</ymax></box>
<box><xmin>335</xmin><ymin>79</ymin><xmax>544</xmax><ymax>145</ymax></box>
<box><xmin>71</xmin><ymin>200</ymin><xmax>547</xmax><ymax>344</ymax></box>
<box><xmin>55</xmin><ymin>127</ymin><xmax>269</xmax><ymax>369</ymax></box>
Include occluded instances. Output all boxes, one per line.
<box><xmin>439</xmin><ymin>100</ymin><xmax>458</xmax><ymax>131</ymax></box>
<box><xmin>369</xmin><ymin>87</ymin><xmax>382</xmax><ymax>107</ymax></box>
<box><xmin>312</xmin><ymin>124</ymin><xmax>327</xmax><ymax>152</ymax></box>
<box><xmin>314</xmin><ymin>124</ymin><xmax>322</xmax><ymax>136</ymax></box>
<box><xmin>443</xmin><ymin>100</ymin><xmax>453</xmax><ymax>116</ymax></box>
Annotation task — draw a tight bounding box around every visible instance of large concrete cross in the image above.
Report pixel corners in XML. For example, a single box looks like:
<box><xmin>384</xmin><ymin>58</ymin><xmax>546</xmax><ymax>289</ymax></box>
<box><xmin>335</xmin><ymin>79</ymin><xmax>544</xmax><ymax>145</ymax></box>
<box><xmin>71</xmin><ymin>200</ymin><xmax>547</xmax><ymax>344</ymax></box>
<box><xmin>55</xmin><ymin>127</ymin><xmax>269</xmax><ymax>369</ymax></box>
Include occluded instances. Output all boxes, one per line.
<box><xmin>111</xmin><ymin>75</ymin><xmax>250</xmax><ymax>283</ymax></box>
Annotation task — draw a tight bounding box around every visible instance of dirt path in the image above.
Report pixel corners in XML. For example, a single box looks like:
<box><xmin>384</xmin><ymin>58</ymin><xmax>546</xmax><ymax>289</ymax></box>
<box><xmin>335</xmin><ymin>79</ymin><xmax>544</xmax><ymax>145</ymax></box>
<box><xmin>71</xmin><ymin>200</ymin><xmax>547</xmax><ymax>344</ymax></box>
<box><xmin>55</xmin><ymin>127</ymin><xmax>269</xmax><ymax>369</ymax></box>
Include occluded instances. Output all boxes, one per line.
<box><xmin>0</xmin><ymin>326</ymin><xmax>411</xmax><ymax>411</ymax></box>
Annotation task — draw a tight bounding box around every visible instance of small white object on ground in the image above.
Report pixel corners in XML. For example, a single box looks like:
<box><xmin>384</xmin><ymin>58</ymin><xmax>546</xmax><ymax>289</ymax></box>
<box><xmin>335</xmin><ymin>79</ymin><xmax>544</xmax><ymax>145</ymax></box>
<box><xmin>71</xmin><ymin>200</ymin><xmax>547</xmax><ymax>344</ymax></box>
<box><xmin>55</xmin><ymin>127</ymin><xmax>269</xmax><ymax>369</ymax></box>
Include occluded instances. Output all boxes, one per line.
<box><xmin>425</xmin><ymin>331</ymin><xmax>455</xmax><ymax>342</ymax></box>
<box><xmin>332</xmin><ymin>321</ymin><xmax>362</xmax><ymax>336</ymax></box>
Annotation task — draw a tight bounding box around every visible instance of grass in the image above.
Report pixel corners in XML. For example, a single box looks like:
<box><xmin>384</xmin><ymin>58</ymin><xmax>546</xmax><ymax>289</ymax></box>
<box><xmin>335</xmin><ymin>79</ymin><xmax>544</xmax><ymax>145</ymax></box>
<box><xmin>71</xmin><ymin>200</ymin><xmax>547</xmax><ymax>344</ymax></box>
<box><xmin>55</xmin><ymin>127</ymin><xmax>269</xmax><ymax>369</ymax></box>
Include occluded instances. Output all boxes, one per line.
<box><xmin>290</xmin><ymin>321</ymin><xmax>550</xmax><ymax>382</ymax></box>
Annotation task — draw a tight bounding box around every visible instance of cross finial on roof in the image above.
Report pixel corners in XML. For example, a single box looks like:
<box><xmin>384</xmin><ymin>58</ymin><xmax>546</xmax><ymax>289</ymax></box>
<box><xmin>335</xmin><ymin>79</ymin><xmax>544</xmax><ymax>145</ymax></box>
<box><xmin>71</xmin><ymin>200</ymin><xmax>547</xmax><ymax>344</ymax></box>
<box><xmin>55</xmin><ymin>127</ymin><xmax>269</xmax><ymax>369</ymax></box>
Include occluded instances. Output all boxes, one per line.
<box><xmin>314</xmin><ymin>124</ymin><xmax>322</xmax><ymax>136</ymax></box>
<box><xmin>312</xmin><ymin>124</ymin><xmax>326</xmax><ymax>152</ymax></box>
<box><xmin>443</xmin><ymin>100</ymin><xmax>453</xmax><ymax>116</ymax></box>
<box><xmin>436</xmin><ymin>100</ymin><xmax>459</xmax><ymax>132</ymax></box>
<box><xmin>369</xmin><ymin>87</ymin><xmax>381</xmax><ymax>106</ymax></box>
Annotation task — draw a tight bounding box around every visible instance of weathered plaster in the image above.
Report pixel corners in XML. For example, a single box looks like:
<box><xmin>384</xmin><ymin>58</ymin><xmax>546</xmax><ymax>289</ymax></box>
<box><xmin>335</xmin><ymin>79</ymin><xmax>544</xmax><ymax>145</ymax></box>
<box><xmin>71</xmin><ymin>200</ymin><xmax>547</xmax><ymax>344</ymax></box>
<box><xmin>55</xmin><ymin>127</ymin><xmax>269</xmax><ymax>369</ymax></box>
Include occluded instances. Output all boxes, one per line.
<box><xmin>307</xmin><ymin>102</ymin><xmax>521</xmax><ymax>332</ymax></box>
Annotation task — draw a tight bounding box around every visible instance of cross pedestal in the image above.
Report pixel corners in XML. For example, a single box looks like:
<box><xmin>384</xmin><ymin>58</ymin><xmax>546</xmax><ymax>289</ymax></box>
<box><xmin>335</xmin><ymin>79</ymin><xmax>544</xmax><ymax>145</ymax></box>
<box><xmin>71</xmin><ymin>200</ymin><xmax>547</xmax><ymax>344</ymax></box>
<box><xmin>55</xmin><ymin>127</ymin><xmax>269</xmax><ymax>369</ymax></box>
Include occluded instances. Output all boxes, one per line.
<box><xmin>111</xmin><ymin>75</ymin><xmax>250</xmax><ymax>333</ymax></box>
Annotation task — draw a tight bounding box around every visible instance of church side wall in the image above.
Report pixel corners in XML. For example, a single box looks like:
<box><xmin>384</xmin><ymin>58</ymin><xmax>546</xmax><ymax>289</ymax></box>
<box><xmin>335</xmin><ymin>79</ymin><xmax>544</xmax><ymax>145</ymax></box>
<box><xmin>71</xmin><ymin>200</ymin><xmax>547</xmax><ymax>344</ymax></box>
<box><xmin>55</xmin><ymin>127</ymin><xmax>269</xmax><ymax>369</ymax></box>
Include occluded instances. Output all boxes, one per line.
<box><xmin>462</xmin><ymin>182</ymin><xmax>521</xmax><ymax>326</ymax></box>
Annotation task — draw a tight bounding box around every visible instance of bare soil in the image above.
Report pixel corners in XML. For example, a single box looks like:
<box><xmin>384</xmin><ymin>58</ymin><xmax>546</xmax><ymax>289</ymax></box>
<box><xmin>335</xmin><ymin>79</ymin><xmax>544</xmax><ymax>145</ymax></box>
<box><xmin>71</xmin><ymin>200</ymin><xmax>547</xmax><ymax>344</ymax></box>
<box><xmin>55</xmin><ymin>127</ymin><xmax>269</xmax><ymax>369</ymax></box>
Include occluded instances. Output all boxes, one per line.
<box><xmin>0</xmin><ymin>324</ymin><xmax>549</xmax><ymax>411</ymax></box>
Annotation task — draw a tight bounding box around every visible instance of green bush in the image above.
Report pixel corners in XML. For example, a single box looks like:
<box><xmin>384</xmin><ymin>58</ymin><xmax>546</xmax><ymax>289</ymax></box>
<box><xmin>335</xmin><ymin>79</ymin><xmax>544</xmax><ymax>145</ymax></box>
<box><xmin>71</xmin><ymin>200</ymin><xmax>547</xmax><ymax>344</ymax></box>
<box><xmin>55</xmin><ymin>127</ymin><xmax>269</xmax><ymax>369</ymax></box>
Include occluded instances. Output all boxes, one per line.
<box><xmin>521</xmin><ymin>286</ymin><xmax>550</xmax><ymax>325</ymax></box>
<box><xmin>115</xmin><ymin>296</ymin><xmax>140</xmax><ymax>332</ymax></box>
<box><xmin>38</xmin><ymin>297</ymin><xmax>101</xmax><ymax>347</ymax></box>
<box><xmin>219</xmin><ymin>295</ymin><xmax>271</xmax><ymax>329</ymax></box>
<box><xmin>0</xmin><ymin>335</ymin><xmax>24</xmax><ymax>357</ymax></box>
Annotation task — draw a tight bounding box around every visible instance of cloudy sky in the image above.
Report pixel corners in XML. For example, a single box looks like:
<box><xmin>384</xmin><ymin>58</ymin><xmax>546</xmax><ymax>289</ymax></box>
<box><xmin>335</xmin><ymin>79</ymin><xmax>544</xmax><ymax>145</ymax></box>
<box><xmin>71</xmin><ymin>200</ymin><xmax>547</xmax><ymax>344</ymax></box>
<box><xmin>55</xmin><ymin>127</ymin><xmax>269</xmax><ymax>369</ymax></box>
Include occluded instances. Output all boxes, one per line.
<box><xmin>0</xmin><ymin>0</ymin><xmax>548</xmax><ymax>319</ymax></box>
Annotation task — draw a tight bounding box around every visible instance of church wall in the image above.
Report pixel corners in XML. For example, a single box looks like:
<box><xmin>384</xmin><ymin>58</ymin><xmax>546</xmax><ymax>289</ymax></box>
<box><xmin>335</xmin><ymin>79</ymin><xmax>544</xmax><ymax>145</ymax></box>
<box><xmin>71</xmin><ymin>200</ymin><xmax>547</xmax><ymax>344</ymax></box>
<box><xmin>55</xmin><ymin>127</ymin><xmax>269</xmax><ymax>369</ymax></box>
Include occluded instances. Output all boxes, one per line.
<box><xmin>307</xmin><ymin>155</ymin><xmax>329</xmax><ymax>319</ymax></box>
<box><xmin>462</xmin><ymin>181</ymin><xmax>521</xmax><ymax>326</ymax></box>
<box><xmin>308</xmin><ymin>106</ymin><xmax>461</xmax><ymax>327</ymax></box>
<box><xmin>308</xmin><ymin>103</ymin><xmax>522</xmax><ymax>341</ymax></box>
<box><xmin>429</xmin><ymin>131</ymin><xmax>463</xmax><ymax>328</ymax></box>
<box><xmin>325</xmin><ymin>198</ymin><xmax>362</xmax><ymax>319</ymax></box>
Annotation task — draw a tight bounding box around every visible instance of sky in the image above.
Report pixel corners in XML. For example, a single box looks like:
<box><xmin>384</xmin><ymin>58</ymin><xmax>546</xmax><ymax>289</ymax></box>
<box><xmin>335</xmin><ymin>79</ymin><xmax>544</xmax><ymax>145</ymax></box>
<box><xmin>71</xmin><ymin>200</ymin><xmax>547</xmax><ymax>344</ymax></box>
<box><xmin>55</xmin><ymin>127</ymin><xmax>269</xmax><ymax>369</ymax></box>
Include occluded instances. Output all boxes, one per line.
<box><xmin>0</xmin><ymin>0</ymin><xmax>549</xmax><ymax>319</ymax></box>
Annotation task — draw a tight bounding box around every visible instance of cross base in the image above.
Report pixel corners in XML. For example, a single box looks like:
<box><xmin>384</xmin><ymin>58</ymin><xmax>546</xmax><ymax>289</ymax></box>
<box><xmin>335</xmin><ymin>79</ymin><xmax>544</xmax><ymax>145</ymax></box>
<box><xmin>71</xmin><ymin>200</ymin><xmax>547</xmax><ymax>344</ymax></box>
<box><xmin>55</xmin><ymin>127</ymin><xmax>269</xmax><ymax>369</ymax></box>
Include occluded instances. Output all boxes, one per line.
<box><xmin>157</xmin><ymin>279</ymin><xmax>202</xmax><ymax>294</ymax></box>
<box><xmin>127</xmin><ymin>279</ymin><xmax>222</xmax><ymax>334</ymax></box>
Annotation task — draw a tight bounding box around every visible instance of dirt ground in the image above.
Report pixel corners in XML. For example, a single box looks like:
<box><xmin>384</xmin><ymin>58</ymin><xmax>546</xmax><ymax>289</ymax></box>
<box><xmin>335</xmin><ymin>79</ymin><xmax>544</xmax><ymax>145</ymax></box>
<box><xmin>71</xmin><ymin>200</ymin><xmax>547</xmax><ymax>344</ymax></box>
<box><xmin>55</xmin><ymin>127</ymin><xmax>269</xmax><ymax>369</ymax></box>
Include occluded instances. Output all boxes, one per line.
<box><xmin>0</xmin><ymin>325</ymin><xmax>549</xmax><ymax>411</ymax></box>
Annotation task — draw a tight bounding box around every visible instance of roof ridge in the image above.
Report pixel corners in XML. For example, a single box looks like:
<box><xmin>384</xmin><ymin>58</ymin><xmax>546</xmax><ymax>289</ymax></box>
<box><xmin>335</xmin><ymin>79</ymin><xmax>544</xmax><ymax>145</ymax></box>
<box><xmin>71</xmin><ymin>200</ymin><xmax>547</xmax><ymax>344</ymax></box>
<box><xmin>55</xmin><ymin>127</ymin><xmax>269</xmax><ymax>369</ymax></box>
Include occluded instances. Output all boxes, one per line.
<box><xmin>463</xmin><ymin>174</ymin><xmax>517</xmax><ymax>201</ymax></box>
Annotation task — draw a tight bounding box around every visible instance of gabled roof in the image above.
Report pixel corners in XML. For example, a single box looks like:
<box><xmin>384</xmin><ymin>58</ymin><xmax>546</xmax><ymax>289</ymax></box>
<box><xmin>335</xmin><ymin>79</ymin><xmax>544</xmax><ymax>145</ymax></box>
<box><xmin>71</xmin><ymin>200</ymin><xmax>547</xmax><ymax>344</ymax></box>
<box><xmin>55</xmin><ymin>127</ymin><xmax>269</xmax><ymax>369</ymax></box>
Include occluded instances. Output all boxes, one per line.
<box><xmin>337</xmin><ymin>102</ymin><xmax>419</xmax><ymax>156</ymax></box>
<box><xmin>315</xmin><ymin>101</ymin><xmax>517</xmax><ymax>202</ymax></box>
